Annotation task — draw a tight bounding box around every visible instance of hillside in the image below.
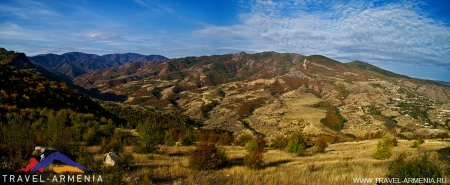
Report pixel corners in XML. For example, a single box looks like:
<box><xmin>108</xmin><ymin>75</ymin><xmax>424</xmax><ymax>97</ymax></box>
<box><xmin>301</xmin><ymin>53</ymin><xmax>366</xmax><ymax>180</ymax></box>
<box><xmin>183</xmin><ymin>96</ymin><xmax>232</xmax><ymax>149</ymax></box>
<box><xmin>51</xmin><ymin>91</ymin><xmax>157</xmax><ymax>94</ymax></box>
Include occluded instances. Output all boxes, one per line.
<box><xmin>0</xmin><ymin>48</ymin><xmax>112</xmax><ymax>117</ymax></box>
<box><xmin>29</xmin><ymin>52</ymin><xmax>167</xmax><ymax>78</ymax></box>
<box><xmin>73</xmin><ymin>52</ymin><xmax>450</xmax><ymax>140</ymax></box>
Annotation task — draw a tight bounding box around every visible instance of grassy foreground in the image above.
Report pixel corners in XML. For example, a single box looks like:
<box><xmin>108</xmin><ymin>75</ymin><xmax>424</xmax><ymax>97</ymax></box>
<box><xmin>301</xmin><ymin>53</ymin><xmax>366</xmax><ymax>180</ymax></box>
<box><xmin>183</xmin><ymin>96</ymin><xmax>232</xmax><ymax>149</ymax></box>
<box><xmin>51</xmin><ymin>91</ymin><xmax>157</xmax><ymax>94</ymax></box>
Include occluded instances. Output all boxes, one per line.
<box><xmin>97</xmin><ymin>139</ymin><xmax>450</xmax><ymax>185</ymax></box>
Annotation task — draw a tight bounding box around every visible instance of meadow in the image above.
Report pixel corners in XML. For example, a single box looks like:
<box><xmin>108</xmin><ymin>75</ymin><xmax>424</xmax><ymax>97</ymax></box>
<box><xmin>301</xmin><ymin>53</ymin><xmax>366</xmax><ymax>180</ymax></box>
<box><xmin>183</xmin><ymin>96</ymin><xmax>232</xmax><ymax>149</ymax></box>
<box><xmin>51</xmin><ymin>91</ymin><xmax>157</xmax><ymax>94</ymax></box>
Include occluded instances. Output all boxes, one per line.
<box><xmin>98</xmin><ymin>139</ymin><xmax>450</xmax><ymax>185</ymax></box>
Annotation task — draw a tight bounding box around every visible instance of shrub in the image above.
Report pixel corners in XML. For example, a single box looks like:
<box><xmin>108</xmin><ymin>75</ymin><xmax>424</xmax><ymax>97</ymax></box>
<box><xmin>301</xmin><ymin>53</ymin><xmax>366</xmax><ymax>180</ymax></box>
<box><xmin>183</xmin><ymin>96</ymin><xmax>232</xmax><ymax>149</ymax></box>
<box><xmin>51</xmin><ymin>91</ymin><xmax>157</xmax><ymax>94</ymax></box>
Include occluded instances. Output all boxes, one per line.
<box><xmin>411</xmin><ymin>137</ymin><xmax>425</xmax><ymax>148</ymax></box>
<box><xmin>97</xmin><ymin>124</ymin><xmax>114</xmax><ymax>137</ymax></box>
<box><xmin>382</xmin><ymin>135</ymin><xmax>398</xmax><ymax>147</ymax></box>
<box><xmin>217</xmin><ymin>133</ymin><xmax>233</xmax><ymax>145</ymax></box>
<box><xmin>244</xmin><ymin>137</ymin><xmax>266</xmax><ymax>169</ymax></box>
<box><xmin>100</xmin><ymin>136</ymin><xmax>124</xmax><ymax>153</ymax></box>
<box><xmin>244</xmin><ymin>151</ymin><xmax>264</xmax><ymax>169</ymax></box>
<box><xmin>179</xmin><ymin>129</ymin><xmax>195</xmax><ymax>146</ymax></box>
<box><xmin>235</xmin><ymin>134</ymin><xmax>253</xmax><ymax>146</ymax></box>
<box><xmin>418</xmin><ymin>137</ymin><xmax>425</xmax><ymax>144</ymax></box>
<box><xmin>314</xmin><ymin>136</ymin><xmax>329</xmax><ymax>153</ymax></box>
<box><xmin>270</xmin><ymin>136</ymin><xmax>288</xmax><ymax>149</ymax></box>
<box><xmin>115</xmin><ymin>153</ymin><xmax>134</xmax><ymax>172</ymax></box>
<box><xmin>189</xmin><ymin>144</ymin><xmax>226</xmax><ymax>170</ymax></box>
<box><xmin>195</xmin><ymin>129</ymin><xmax>233</xmax><ymax>145</ymax></box>
<box><xmin>374</xmin><ymin>142</ymin><xmax>392</xmax><ymax>160</ymax></box>
<box><xmin>286</xmin><ymin>132</ymin><xmax>311</xmax><ymax>156</ymax></box>
<box><xmin>164</xmin><ymin>128</ymin><xmax>183</xmax><ymax>146</ymax></box>
<box><xmin>83</xmin><ymin>128</ymin><xmax>99</xmax><ymax>145</ymax></box>
<box><xmin>245</xmin><ymin>137</ymin><xmax>266</xmax><ymax>151</ymax></box>
<box><xmin>386</xmin><ymin>153</ymin><xmax>442</xmax><ymax>181</ymax></box>
<box><xmin>373</xmin><ymin>135</ymin><xmax>398</xmax><ymax>159</ymax></box>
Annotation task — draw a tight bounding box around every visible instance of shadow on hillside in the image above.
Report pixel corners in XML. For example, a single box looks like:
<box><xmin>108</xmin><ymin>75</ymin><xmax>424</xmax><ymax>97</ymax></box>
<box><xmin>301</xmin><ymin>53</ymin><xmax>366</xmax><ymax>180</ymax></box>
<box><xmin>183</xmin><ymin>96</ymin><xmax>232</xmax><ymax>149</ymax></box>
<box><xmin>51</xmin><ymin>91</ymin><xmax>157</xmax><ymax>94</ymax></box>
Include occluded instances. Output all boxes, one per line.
<box><xmin>264</xmin><ymin>159</ymin><xmax>292</xmax><ymax>168</ymax></box>
<box><xmin>150</xmin><ymin>175</ymin><xmax>187</xmax><ymax>184</ymax></box>
<box><xmin>227</xmin><ymin>157</ymin><xmax>244</xmax><ymax>168</ymax></box>
<box><xmin>166</xmin><ymin>151</ymin><xmax>188</xmax><ymax>157</ymax></box>
<box><xmin>226</xmin><ymin>158</ymin><xmax>292</xmax><ymax>169</ymax></box>
<box><xmin>85</xmin><ymin>88</ymin><xmax>127</xmax><ymax>101</ymax></box>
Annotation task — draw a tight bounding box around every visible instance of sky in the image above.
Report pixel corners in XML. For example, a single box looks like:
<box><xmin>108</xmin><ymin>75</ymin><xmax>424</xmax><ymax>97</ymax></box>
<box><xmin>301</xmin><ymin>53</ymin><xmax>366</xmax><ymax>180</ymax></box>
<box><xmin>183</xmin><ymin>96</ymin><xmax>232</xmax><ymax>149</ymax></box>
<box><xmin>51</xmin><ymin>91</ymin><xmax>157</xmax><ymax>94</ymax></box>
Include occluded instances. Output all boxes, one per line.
<box><xmin>0</xmin><ymin>0</ymin><xmax>449</xmax><ymax>81</ymax></box>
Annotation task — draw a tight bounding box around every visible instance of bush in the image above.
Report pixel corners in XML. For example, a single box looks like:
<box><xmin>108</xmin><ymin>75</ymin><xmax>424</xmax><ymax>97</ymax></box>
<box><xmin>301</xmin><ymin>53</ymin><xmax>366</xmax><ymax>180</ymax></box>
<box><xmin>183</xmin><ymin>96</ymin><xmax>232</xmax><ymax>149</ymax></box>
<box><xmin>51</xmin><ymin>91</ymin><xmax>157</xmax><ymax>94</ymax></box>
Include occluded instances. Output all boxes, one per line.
<box><xmin>382</xmin><ymin>135</ymin><xmax>398</xmax><ymax>147</ymax></box>
<box><xmin>115</xmin><ymin>153</ymin><xmax>134</xmax><ymax>172</ymax></box>
<box><xmin>235</xmin><ymin>134</ymin><xmax>253</xmax><ymax>146</ymax></box>
<box><xmin>196</xmin><ymin>130</ymin><xmax>233</xmax><ymax>145</ymax></box>
<box><xmin>373</xmin><ymin>135</ymin><xmax>398</xmax><ymax>160</ymax></box>
<box><xmin>83</xmin><ymin>128</ymin><xmax>99</xmax><ymax>145</ymax></box>
<box><xmin>411</xmin><ymin>138</ymin><xmax>425</xmax><ymax>148</ymax></box>
<box><xmin>179</xmin><ymin>129</ymin><xmax>195</xmax><ymax>146</ymax></box>
<box><xmin>314</xmin><ymin>136</ymin><xmax>329</xmax><ymax>153</ymax></box>
<box><xmin>164</xmin><ymin>127</ymin><xmax>184</xmax><ymax>146</ymax></box>
<box><xmin>270</xmin><ymin>136</ymin><xmax>288</xmax><ymax>149</ymax></box>
<box><xmin>244</xmin><ymin>151</ymin><xmax>264</xmax><ymax>169</ymax></box>
<box><xmin>374</xmin><ymin>142</ymin><xmax>392</xmax><ymax>160</ymax></box>
<box><xmin>245</xmin><ymin>137</ymin><xmax>266</xmax><ymax>151</ymax></box>
<box><xmin>386</xmin><ymin>153</ymin><xmax>442</xmax><ymax>181</ymax></box>
<box><xmin>189</xmin><ymin>144</ymin><xmax>227</xmax><ymax>170</ymax></box>
<box><xmin>217</xmin><ymin>133</ymin><xmax>233</xmax><ymax>145</ymax></box>
<box><xmin>244</xmin><ymin>137</ymin><xmax>266</xmax><ymax>169</ymax></box>
<box><xmin>286</xmin><ymin>132</ymin><xmax>311</xmax><ymax>156</ymax></box>
<box><xmin>100</xmin><ymin>135</ymin><xmax>124</xmax><ymax>153</ymax></box>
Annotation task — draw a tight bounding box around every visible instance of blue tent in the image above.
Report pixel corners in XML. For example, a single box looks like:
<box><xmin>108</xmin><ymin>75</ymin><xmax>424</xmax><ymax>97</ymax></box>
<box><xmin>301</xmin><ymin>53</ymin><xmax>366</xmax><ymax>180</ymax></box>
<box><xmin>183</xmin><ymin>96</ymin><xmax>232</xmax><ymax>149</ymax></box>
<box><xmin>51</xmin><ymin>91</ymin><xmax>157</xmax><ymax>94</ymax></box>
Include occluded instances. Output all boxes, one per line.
<box><xmin>31</xmin><ymin>151</ymin><xmax>90</xmax><ymax>172</ymax></box>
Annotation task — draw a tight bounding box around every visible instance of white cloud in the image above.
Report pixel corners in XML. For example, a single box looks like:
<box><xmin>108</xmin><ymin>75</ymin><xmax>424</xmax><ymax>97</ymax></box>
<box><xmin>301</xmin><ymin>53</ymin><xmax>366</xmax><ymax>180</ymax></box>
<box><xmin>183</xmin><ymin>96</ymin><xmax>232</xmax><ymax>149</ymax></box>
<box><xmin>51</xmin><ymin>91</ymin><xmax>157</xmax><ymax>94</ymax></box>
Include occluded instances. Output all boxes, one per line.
<box><xmin>80</xmin><ymin>31</ymin><xmax>119</xmax><ymax>42</ymax></box>
<box><xmin>196</xmin><ymin>0</ymin><xmax>450</xmax><ymax>69</ymax></box>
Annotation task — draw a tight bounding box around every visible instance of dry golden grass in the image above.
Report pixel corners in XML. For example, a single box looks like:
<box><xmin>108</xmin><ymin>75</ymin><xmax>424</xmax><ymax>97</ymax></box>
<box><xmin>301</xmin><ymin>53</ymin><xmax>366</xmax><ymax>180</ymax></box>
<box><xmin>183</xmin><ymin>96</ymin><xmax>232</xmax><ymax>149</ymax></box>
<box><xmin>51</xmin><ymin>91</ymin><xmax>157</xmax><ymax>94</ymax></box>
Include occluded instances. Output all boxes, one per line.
<box><xmin>281</xmin><ymin>92</ymin><xmax>326</xmax><ymax>124</ymax></box>
<box><xmin>119</xmin><ymin>139</ymin><xmax>449</xmax><ymax>185</ymax></box>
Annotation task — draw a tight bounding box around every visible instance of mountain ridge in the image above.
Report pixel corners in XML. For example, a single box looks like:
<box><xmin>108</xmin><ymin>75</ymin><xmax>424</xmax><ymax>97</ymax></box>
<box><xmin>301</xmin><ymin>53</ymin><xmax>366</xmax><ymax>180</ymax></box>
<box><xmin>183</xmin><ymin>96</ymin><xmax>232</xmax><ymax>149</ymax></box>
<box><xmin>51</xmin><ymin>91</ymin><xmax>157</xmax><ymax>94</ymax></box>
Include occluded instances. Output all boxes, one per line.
<box><xmin>29</xmin><ymin>52</ymin><xmax>168</xmax><ymax>78</ymax></box>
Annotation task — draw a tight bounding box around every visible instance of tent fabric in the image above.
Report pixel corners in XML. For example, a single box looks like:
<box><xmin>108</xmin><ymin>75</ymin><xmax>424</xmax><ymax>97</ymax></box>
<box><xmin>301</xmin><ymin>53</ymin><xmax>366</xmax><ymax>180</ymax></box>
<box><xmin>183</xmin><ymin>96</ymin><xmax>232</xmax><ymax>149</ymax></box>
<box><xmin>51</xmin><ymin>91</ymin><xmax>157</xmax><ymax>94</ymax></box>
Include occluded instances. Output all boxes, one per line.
<box><xmin>51</xmin><ymin>165</ymin><xmax>84</xmax><ymax>174</ymax></box>
<box><xmin>31</xmin><ymin>151</ymin><xmax>89</xmax><ymax>172</ymax></box>
<box><xmin>16</xmin><ymin>157</ymin><xmax>44</xmax><ymax>173</ymax></box>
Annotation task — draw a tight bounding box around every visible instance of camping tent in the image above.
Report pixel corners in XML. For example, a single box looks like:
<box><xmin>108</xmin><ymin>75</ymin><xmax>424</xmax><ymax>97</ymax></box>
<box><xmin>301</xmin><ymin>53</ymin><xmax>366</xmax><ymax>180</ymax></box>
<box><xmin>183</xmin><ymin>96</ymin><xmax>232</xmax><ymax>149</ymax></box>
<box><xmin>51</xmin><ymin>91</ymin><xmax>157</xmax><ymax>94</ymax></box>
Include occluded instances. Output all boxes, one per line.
<box><xmin>17</xmin><ymin>146</ymin><xmax>90</xmax><ymax>173</ymax></box>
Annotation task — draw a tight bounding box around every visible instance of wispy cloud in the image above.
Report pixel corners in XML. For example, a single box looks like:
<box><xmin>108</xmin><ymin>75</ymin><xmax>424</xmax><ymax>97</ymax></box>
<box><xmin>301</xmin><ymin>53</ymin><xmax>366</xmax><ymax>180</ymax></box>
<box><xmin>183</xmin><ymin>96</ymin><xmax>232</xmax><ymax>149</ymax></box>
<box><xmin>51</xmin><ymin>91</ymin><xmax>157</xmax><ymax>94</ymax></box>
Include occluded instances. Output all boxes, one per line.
<box><xmin>0</xmin><ymin>0</ymin><xmax>59</xmax><ymax>19</ymax></box>
<box><xmin>133</xmin><ymin>0</ymin><xmax>175</xmax><ymax>14</ymax></box>
<box><xmin>197</xmin><ymin>0</ymin><xmax>450</xmax><ymax>69</ymax></box>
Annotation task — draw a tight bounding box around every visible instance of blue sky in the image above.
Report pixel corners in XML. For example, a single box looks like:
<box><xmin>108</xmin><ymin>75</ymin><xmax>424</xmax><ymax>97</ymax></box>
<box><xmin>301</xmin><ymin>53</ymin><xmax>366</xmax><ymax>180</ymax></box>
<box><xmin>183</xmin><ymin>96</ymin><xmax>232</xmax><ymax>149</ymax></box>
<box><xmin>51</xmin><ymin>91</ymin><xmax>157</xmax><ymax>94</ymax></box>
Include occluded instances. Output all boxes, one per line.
<box><xmin>0</xmin><ymin>0</ymin><xmax>449</xmax><ymax>81</ymax></box>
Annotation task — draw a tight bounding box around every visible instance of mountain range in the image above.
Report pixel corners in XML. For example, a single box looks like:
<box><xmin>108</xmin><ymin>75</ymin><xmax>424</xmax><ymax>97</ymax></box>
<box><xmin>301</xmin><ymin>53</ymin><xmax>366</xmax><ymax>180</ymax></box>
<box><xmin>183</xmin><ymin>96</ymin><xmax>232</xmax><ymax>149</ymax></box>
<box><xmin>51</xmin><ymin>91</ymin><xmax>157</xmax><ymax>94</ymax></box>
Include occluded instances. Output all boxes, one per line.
<box><xmin>2</xmin><ymin>47</ymin><xmax>449</xmax><ymax>140</ymax></box>
<box><xmin>69</xmin><ymin>51</ymin><xmax>450</xmax><ymax>140</ymax></box>
<box><xmin>29</xmin><ymin>52</ymin><xmax>167</xmax><ymax>78</ymax></box>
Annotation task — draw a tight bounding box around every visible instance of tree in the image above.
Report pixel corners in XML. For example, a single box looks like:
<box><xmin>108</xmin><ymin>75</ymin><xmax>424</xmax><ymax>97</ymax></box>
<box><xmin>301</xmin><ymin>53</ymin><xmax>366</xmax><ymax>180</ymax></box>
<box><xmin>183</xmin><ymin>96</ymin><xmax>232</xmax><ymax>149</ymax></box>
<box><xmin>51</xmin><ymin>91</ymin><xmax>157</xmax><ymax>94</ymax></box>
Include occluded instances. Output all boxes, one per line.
<box><xmin>137</xmin><ymin>120</ymin><xmax>164</xmax><ymax>153</ymax></box>
<box><xmin>244</xmin><ymin>137</ymin><xmax>266</xmax><ymax>169</ymax></box>
<box><xmin>386</xmin><ymin>153</ymin><xmax>442</xmax><ymax>181</ymax></box>
<box><xmin>286</xmin><ymin>132</ymin><xmax>311</xmax><ymax>156</ymax></box>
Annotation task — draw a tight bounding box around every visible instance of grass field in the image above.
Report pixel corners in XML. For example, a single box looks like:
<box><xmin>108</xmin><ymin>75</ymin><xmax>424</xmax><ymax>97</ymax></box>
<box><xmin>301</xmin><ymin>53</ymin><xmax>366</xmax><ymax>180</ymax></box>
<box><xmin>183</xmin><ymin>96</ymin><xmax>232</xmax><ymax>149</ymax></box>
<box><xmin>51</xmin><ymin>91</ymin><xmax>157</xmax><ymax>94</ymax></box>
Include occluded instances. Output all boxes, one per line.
<box><xmin>115</xmin><ymin>139</ymin><xmax>450</xmax><ymax>185</ymax></box>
